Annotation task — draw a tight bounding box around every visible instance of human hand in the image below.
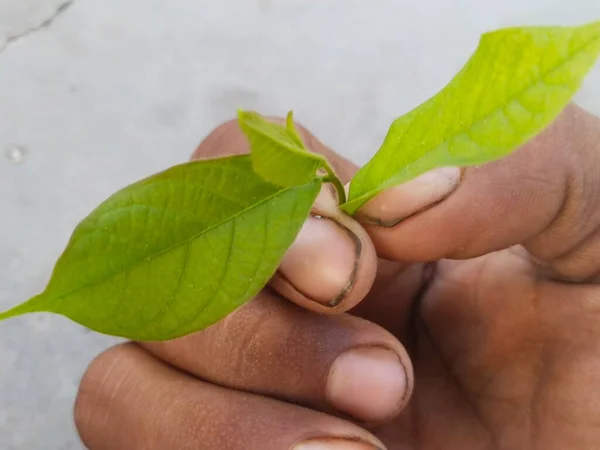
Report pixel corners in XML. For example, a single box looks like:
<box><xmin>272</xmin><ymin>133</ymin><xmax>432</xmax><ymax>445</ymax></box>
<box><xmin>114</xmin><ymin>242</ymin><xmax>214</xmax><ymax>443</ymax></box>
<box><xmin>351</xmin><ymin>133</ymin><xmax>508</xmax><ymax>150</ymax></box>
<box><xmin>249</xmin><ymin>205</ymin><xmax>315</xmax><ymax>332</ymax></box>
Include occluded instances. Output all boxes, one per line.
<box><xmin>74</xmin><ymin>104</ymin><xmax>600</xmax><ymax>450</ymax></box>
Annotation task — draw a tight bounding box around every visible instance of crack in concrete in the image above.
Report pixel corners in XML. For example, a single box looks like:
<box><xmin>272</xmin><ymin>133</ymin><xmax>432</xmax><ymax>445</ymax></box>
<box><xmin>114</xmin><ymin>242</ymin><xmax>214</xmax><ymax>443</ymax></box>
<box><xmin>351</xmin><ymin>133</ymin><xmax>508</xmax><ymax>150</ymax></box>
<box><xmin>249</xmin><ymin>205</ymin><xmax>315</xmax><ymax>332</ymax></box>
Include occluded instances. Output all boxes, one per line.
<box><xmin>0</xmin><ymin>0</ymin><xmax>75</xmax><ymax>54</ymax></box>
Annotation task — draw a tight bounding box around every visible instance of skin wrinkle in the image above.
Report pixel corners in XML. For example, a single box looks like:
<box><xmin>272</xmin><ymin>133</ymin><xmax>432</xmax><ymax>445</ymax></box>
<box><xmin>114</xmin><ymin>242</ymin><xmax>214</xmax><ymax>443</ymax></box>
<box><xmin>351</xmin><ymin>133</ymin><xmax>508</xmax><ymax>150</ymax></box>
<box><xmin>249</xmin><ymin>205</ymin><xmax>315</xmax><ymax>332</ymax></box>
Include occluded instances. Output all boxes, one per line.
<box><xmin>405</xmin><ymin>338</ymin><xmax>498</xmax><ymax>450</ymax></box>
<box><xmin>402</xmin><ymin>261</ymin><xmax>436</xmax><ymax>358</ymax></box>
<box><xmin>573</xmin><ymin>113</ymin><xmax>600</xmax><ymax>218</ymax></box>
<box><xmin>457</xmin><ymin>257</ymin><xmax>491</xmax><ymax>385</ymax></box>
<box><xmin>528</xmin><ymin>174</ymin><xmax>600</xmax><ymax>282</ymax></box>
<box><xmin>548</xmin><ymin>222</ymin><xmax>600</xmax><ymax>264</ymax></box>
<box><xmin>230</xmin><ymin>308</ymin><xmax>268</xmax><ymax>387</ymax></box>
<box><xmin>230</xmin><ymin>300</ymin><xmax>317</xmax><ymax>401</ymax></box>
<box><xmin>585</xmin><ymin>268</ymin><xmax>600</xmax><ymax>284</ymax></box>
<box><xmin>529</xmin><ymin>335</ymin><xmax>548</xmax><ymax>450</ymax></box>
<box><xmin>421</xmin><ymin>323</ymin><xmax>499</xmax><ymax>449</ymax></box>
<box><xmin>458</xmin><ymin>174</ymin><xmax>554</xmax><ymax>256</ymax></box>
<box><xmin>545</xmin><ymin>229</ymin><xmax>600</xmax><ymax>282</ymax></box>
<box><xmin>524</xmin><ymin>276</ymin><xmax>544</xmax><ymax>450</ymax></box>
<box><xmin>98</xmin><ymin>358</ymin><xmax>135</xmax><ymax>433</ymax></box>
<box><xmin>353</xmin><ymin>260</ymin><xmax>424</xmax><ymax>341</ymax></box>
<box><xmin>419</xmin><ymin>249</ymin><xmax>593</xmax><ymax>450</ymax></box>
<box><xmin>398</xmin><ymin>262</ymin><xmax>474</xmax><ymax>448</ymax></box>
<box><xmin>161</xmin><ymin>381</ymin><xmax>215</xmax><ymax>450</ymax></box>
<box><xmin>532</xmin><ymin>285</ymin><xmax>600</xmax><ymax>444</ymax></box>
<box><xmin>416</xmin><ymin>255</ymin><xmax>521</xmax><ymax>448</ymax></box>
<box><xmin>535</xmin><ymin>348</ymin><xmax>600</xmax><ymax>445</ymax></box>
<box><xmin>76</xmin><ymin>348</ymin><xmax>136</xmax><ymax>447</ymax></box>
<box><xmin>474</xmin><ymin>277</ymin><xmax>538</xmax><ymax>408</ymax></box>
<box><xmin>526</xmin><ymin>108</ymin><xmax>600</xmax><ymax>266</ymax></box>
<box><xmin>526</xmin><ymin>165</ymin><xmax>575</xmax><ymax>258</ymax></box>
<box><xmin>541</xmin><ymin>127</ymin><xmax>600</xmax><ymax>280</ymax></box>
<box><xmin>205</xmin><ymin>304</ymin><xmax>276</xmax><ymax>394</ymax></box>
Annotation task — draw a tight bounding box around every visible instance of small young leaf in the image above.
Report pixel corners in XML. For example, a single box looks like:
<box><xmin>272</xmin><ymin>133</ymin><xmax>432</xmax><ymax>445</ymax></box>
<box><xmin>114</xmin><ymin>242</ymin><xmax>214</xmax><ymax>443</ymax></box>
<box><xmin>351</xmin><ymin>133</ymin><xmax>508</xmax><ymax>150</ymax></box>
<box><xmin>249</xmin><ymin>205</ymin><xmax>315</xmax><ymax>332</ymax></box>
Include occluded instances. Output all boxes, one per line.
<box><xmin>342</xmin><ymin>20</ymin><xmax>600</xmax><ymax>214</ymax></box>
<box><xmin>0</xmin><ymin>156</ymin><xmax>321</xmax><ymax>341</ymax></box>
<box><xmin>238</xmin><ymin>110</ymin><xmax>325</xmax><ymax>186</ymax></box>
<box><xmin>238</xmin><ymin>110</ymin><xmax>346</xmax><ymax>203</ymax></box>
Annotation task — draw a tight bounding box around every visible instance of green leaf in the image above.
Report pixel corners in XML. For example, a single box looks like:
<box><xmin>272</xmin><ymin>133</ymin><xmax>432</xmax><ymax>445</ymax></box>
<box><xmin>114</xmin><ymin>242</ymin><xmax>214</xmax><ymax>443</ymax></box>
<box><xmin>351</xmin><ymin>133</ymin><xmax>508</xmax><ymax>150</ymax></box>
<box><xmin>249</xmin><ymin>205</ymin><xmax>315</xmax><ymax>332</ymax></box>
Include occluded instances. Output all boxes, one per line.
<box><xmin>238</xmin><ymin>109</ymin><xmax>346</xmax><ymax>203</ymax></box>
<box><xmin>342</xmin><ymin>20</ymin><xmax>600</xmax><ymax>214</ymax></box>
<box><xmin>238</xmin><ymin>109</ymin><xmax>323</xmax><ymax>186</ymax></box>
<box><xmin>0</xmin><ymin>155</ymin><xmax>321</xmax><ymax>341</ymax></box>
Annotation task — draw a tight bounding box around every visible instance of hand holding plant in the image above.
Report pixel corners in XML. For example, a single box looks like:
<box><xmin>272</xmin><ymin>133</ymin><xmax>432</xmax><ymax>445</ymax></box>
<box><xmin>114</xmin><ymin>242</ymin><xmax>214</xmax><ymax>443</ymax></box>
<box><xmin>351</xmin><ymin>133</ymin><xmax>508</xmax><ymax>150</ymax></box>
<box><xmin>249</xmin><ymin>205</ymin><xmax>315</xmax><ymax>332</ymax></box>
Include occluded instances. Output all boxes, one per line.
<box><xmin>10</xmin><ymin>19</ymin><xmax>598</xmax><ymax>450</ymax></box>
<box><xmin>2</xmin><ymin>22</ymin><xmax>600</xmax><ymax>341</ymax></box>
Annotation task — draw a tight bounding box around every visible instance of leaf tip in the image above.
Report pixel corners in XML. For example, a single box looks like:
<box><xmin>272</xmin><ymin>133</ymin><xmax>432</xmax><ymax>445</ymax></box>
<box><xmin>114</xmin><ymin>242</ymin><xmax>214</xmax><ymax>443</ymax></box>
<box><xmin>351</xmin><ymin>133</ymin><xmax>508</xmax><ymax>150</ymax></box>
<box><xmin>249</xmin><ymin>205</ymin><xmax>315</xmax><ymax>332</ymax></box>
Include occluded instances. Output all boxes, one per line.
<box><xmin>338</xmin><ymin>195</ymin><xmax>362</xmax><ymax>216</ymax></box>
<box><xmin>286</xmin><ymin>110</ymin><xmax>295</xmax><ymax>129</ymax></box>
<box><xmin>237</xmin><ymin>107</ymin><xmax>249</xmax><ymax>122</ymax></box>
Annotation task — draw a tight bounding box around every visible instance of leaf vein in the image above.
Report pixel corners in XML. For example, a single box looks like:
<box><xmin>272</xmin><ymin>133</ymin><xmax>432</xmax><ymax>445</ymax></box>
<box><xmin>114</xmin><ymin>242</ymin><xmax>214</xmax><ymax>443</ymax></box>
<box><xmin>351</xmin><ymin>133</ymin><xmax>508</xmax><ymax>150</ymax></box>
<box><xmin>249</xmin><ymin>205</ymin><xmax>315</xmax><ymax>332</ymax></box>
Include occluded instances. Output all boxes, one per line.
<box><xmin>47</xmin><ymin>183</ymin><xmax>312</xmax><ymax>305</ymax></box>
<box><xmin>173</xmin><ymin>217</ymin><xmax>237</xmax><ymax>331</ymax></box>
<box><xmin>142</xmin><ymin>240</ymin><xmax>191</xmax><ymax>327</ymax></box>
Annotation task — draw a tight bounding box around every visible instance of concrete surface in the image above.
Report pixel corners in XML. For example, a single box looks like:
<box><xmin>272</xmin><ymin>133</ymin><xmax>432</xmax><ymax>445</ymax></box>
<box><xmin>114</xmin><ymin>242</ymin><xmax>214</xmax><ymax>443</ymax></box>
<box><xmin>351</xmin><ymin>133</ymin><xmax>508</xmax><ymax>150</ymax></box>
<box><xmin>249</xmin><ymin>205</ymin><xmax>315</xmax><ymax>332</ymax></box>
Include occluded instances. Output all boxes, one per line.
<box><xmin>1</xmin><ymin>0</ymin><xmax>599</xmax><ymax>448</ymax></box>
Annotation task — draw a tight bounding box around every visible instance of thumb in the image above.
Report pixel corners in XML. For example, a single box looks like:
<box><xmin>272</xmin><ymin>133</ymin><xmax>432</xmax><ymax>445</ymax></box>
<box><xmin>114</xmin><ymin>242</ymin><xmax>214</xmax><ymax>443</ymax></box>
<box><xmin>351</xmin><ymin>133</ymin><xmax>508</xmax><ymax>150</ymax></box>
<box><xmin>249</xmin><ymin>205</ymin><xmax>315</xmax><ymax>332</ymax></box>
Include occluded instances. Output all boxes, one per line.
<box><xmin>191</xmin><ymin>117</ymin><xmax>378</xmax><ymax>314</ymax></box>
<box><xmin>356</xmin><ymin>104</ymin><xmax>600</xmax><ymax>283</ymax></box>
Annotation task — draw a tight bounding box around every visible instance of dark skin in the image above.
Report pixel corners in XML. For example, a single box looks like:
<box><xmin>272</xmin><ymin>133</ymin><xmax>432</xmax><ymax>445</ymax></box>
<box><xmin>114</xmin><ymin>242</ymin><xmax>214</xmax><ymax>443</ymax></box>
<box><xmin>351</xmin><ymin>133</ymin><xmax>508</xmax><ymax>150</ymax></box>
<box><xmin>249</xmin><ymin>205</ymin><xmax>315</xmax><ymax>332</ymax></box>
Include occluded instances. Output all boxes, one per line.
<box><xmin>74</xmin><ymin>104</ymin><xmax>600</xmax><ymax>450</ymax></box>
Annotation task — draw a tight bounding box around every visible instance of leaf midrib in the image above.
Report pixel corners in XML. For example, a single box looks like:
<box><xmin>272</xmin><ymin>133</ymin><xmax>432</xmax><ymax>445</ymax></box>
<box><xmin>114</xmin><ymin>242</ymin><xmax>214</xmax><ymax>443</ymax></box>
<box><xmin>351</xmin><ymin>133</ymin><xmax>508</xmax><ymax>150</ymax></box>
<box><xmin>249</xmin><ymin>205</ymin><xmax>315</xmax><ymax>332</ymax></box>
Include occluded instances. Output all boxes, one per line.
<box><xmin>44</xmin><ymin>180</ymin><xmax>317</xmax><ymax>307</ymax></box>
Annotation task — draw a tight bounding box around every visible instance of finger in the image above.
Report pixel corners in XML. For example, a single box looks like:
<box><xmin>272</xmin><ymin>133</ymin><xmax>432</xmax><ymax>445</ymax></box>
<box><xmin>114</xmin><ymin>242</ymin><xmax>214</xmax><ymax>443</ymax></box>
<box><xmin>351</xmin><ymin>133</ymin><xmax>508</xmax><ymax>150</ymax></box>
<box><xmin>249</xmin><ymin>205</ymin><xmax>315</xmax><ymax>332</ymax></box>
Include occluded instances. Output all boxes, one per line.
<box><xmin>193</xmin><ymin>118</ymin><xmax>377</xmax><ymax>313</ymax></box>
<box><xmin>75</xmin><ymin>344</ymin><xmax>386</xmax><ymax>450</ymax></box>
<box><xmin>356</xmin><ymin>104</ymin><xmax>600</xmax><ymax>282</ymax></box>
<box><xmin>139</xmin><ymin>288</ymin><xmax>413</xmax><ymax>425</ymax></box>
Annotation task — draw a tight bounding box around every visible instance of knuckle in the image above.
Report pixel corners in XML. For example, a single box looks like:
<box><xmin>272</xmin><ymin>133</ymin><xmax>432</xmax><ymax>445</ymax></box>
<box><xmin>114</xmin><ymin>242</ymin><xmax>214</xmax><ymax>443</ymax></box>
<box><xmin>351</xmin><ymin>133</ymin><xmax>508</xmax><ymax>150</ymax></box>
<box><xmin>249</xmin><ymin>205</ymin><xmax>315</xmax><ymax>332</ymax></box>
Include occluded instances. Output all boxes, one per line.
<box><xmin>74</xmin><ymin>343</ymin><xmax>137</xmax><ymax>447</ymax></box>
<box><xmin>212</xmin><ymin>295</ymin><xmax>305</xmax><ymax>383</ymax></box>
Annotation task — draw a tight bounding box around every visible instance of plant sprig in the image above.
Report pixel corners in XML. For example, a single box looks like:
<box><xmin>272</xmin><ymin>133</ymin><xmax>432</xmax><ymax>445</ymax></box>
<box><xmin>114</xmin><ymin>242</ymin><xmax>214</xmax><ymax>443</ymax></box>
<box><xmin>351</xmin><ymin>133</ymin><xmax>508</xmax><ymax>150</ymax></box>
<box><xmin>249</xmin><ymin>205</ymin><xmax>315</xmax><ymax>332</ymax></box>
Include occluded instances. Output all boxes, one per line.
<box><xmin>1</xmin><ymin>20</ymin><xmax>599</xmax><ymax>341</ymax></box>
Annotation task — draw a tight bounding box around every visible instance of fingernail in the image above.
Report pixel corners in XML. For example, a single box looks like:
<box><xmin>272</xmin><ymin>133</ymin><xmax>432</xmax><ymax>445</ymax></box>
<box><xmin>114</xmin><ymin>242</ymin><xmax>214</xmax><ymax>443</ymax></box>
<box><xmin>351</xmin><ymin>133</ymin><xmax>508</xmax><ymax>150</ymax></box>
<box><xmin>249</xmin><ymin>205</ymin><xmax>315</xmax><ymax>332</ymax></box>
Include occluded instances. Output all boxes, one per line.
<box><xmin>359</xmin><ymin>167</ymin><xmax>461</xmax><ymax>227</ymax></box>
<box><xmin>279</xmin><ymin>215</ymin><xmax>361</xmax><ymax>307</ymax></box>
<box><xmin>326</xmin><ymin>346</ymin><xmax>407</xmax><ymax>423</ymax></box>
<box><xmin>294</xmin><ymin>438</ymin><xmax>384</xmax><ymax>450</ymax></box>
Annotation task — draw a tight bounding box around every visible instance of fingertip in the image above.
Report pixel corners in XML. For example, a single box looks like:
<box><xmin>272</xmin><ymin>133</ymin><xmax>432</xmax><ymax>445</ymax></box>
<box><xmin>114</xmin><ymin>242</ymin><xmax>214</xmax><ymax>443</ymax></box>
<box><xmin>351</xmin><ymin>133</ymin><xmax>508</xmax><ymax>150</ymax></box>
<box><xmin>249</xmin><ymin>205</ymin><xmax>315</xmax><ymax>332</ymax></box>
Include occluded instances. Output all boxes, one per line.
<box><xmin>356</xmin><ymin>167</ymin><xmax>462</xmax><ymax>228</ymax></box>
<box><xmin>342</xmin><ymin>169</ymin><xmax>463</xmax><ymax>262</ymax></box>
<box><xmin>326</xmin><ymin>345</ymin><xmax>413</xmax><ymax>424</ymax></box>
<box><xmin>271</xmin><ymin>189</ymin><xmax>377</xmax><ymax>314</ymax></box>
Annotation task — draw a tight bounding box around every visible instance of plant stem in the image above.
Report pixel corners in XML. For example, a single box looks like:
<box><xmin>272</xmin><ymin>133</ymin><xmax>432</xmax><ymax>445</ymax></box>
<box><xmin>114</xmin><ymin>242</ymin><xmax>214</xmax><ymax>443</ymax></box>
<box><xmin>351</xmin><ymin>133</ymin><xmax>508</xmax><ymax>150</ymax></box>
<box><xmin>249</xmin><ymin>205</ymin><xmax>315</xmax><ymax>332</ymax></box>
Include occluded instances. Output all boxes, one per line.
<box><xmin>0</xmin><ymin>295</ymin><xmax>39</xmax><ymax>321</ymax></box>
<box><xmin>321</xmin><ymin>161</ymin><xmax>347</xmax><ymax>205</ymax></box>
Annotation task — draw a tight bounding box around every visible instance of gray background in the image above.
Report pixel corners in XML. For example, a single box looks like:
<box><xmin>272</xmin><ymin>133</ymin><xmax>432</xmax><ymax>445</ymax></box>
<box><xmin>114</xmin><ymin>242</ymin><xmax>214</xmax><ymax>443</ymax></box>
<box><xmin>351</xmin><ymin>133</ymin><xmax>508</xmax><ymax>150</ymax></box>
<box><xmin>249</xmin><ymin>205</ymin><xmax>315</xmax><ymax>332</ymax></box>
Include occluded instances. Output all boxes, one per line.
<box><xmin>1</xmin><ymin>0</ymin><xmax>599</xmax><ymax>448</ymax></box>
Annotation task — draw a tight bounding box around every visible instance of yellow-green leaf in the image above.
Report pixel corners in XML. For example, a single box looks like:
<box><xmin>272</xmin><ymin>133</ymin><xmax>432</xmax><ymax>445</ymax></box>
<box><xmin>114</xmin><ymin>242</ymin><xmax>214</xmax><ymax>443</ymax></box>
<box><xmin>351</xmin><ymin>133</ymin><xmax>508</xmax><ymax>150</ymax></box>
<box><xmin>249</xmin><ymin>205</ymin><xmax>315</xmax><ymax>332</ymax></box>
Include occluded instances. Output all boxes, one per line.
<box><xmin>342</xmin><ymin>20</ymin><xmax>600</xmax><ymax>214</ymax></box>
<box><xmin>238</xmin><ymin>110</ymin><xmax>346</xmax><ymax>203</ymax></box>
<box><xmin>238</xmin><ymin>110</ymin><xmax>325</xmax><ymax>185</ymax></box>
